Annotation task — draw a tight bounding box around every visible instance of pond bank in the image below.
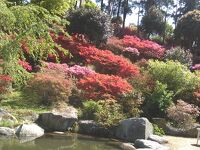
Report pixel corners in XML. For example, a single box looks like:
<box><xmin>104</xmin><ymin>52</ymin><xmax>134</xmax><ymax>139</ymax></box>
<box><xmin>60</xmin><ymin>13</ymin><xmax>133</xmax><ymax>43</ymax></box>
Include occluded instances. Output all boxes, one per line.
<box><xmin>164</xmin><ymin>135</ymin><xmax>200</xmax><ymax>150</ymax></box>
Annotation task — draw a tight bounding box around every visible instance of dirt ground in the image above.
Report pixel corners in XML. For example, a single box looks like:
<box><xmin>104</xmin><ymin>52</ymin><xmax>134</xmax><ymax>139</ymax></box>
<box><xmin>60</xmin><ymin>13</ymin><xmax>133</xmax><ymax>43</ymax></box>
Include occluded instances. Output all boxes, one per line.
<box><xmin>163</xmin><ymin>135</ymin><xmax>200</xmax><ymax>150</ymax></box>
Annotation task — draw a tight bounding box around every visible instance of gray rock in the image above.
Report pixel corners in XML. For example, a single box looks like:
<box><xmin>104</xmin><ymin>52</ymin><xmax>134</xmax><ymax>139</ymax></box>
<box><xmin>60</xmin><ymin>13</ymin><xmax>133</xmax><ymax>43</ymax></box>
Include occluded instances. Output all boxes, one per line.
<box><xmin>78</xmin><ymin>120</ymin><xmax>110</xmax><ymax>137</ymax></box>
<box><xmin>135</xmin><ymin>139</ymin><xmax>170</xmax><ymax>150</ymax></box>
<box><xmin>115</xmin><ymin>118</ymin><xmax>153</xmax><ymax>142</ymax></box>
<box><xmin>15</xmin><ymin>123</ymin><xmax>44</xmax><ymax>138</ymax></box>
<box><xmin>0</xmin><ymin>127</ymin><xmax>15</xmax><ymax>137</ymax></box>
<box><xmin>137</xmin><ymin>148</ymin><xmax>153</xmax><ymax>150</ymax></box>
<box><xmin>148</xmin><ymin>134</ymin><xmax>168</xmax><ymax>144</ymax></box>
<box><xmin>165</xmin><ymin>123</ymin><xmax>200</xmax><ymax>138</ymax></box>
<box><xmin>0</xmin><ymin>108</ymin><xmax>17</xmax><ymax>123</ymax></box>
<box><xmin>121</xmin><ymin>143</ymin><xmax>136</xmax><ymax>150</ymax></box>
<box><xmin>35</xmin><ymin>106</ymin><xmax>78</xmax><ymax>132</ymax></box>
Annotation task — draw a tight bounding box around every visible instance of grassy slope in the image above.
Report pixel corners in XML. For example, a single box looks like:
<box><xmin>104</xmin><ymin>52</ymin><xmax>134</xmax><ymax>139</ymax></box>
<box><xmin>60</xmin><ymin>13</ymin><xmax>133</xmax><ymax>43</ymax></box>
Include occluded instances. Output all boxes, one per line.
<box><xmin>0</xmin><ymin>91</ymin><xmax>50</xmax><ymax>127</ymax></box>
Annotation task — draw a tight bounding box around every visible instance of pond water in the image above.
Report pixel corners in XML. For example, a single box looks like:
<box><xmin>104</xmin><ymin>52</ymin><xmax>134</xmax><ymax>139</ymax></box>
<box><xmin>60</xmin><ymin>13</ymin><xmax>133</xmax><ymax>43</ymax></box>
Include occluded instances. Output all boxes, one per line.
<box><xmin>0</xmin><ymin>133</ymin><xmax>123</xmax><ymax>150</ymax></box>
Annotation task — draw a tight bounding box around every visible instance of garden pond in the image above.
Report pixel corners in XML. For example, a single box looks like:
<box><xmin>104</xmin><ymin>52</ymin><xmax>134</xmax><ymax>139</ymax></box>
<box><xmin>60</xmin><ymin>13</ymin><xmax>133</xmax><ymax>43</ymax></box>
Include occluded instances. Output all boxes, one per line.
<box><xmin>0</xmin><ymin>133</ymin><xmax>123</xmax><ymax>150</ymax></box>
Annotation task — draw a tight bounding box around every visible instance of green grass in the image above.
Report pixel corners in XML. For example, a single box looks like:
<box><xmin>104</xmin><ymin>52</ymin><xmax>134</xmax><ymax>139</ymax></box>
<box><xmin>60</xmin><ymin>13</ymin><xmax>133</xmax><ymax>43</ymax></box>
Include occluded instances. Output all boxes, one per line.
<box><xmin>0</xmin><ymin>90</ymin><xmax>51</xmax><ymax>123</ymax></box>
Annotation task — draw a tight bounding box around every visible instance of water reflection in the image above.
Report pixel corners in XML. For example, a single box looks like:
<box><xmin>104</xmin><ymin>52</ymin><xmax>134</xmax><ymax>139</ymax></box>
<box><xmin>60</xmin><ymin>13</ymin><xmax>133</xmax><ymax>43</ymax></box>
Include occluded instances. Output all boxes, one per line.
<box><xmin>0</xmin><ymin>133</ymin><xmax>122</xmax><ymax>150</ymax></box>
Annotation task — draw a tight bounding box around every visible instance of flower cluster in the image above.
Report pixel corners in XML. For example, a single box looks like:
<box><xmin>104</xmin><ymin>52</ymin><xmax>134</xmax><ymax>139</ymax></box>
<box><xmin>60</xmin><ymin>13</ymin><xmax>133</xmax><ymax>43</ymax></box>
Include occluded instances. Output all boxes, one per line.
<box><xmin>77</xmin><ymin>45</ymin><xmax>140</xmax><ymax>78</ymax></box>
<box><xmin>190</xmin><ymin>64</ymin><xmax>200</xmax><ymax>71</ymax></box>
<box><xmin>122</xmin><ymin>36</ymin><xmax>165</xmax><ymax>59</ymax></box>
<box><xmin>18</xmin><ymin>60</ymin><xmax>32</xmax><ymax>72</ymax></box>
<box><xmin>124</xmin><ymin>47</ymin><xmax>140</xmax><ymax>55</ymax></box>
<box><xmin>44</xmin><ymin>62</ymin><xmax>69</xmax><ymax>73</ymax></box>
<box><xmin>77</xmin><ymin>73</ymin><xmax>133</xmax><ymax>99</ymax></box>
<box><xmin>68</xmin><ymin>65</ymin><xmax>95</xmax><ymax>78</ymax></box>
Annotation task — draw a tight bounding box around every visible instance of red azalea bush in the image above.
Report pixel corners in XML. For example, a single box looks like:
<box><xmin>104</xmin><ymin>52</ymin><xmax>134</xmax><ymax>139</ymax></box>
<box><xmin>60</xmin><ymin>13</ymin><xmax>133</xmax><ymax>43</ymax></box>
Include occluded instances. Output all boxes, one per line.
<box><xmin>77</xmin><ymin>73</ymin><xmax>133</xmax><ymax>99</ymax></box>
<box><xmin>0</xmin><ymin>74</ymin><xmax>12</xmax><ymax>96</ymax></box>
<box><xmin>122</xmin><ymin>36</ymin><xmax>165</xmax><ymax>59</ymax></box>
<box><xmin>27</xmin><ymin>73</ymin><xmax>74</xmax><ymax>106</ymax></box>
<box><xmin>77</xmin><ymin>45</ymin><xmax>140</xmax><ymax>78</ymax></box>
<box><xmin>51</xmin><ymin>34</ymin><xmax>140</xmax><ymax>78</ymax></box>
<box><xmin>18</xmin><ymin>60</ymin><xmax>32</xmax><ymax>72</ymax></box>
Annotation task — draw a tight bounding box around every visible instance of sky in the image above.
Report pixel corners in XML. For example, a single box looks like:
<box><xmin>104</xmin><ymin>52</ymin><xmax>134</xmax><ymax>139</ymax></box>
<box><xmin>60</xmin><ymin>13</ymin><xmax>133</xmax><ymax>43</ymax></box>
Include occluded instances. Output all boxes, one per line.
<box><xmin>91</xmin><ymin>0</ymin><xmax>175</xmax><ymax>27</ymax></box>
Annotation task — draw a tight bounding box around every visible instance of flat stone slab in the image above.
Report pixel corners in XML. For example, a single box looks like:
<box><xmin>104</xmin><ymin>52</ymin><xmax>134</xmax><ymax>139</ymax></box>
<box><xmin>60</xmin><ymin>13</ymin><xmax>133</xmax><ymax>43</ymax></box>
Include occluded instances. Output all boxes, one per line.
<box><xmin>120</xmin><ymin>143</ymin><xmax>137</xmax><ymax>150</ymax></box>
<box><xmin>135</xmin><ymin>139</ymin><xmax>170</xmax><ymax>150</ymax></box>
<box><xmin>148</xmin><ymin>134</ymin><xmax>168</xmax><ymax>144</ymax></box>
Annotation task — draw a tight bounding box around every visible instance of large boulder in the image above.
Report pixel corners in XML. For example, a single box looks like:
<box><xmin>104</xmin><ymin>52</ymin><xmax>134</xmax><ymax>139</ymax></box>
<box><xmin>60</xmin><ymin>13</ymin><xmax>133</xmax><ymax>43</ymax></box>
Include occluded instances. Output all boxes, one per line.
<box><xmin>35</xmin><ymin>106</ymin><xmax>78</xmax><ymax>132</ymax></box>
<box><xmin>115</xmin><ymin>118</ymin><xmax>153</xmax><ymax>142</ymax></box>
<box><xmin>165</xmin><ymin>123</ymin><xmax>200</xmax><ymax>138</ymax></box>
<box><xmin>78</xmin><ymin>120</ymin><xmax>111</xmax><ymax>137</ymax></box>
<box><xmin>15</xmin><ymin>123</ymin><xmax>44</xmax><ymax>138</ymax></box>
<box><xmin>0</xmin><ymin>127</ymin><xmax>15</xmax><ymax>137</ymax></box>
<box><xmin>135</xmin><ymin>139</ymin><xmax>170</xmax><ymax>150</ymax></box>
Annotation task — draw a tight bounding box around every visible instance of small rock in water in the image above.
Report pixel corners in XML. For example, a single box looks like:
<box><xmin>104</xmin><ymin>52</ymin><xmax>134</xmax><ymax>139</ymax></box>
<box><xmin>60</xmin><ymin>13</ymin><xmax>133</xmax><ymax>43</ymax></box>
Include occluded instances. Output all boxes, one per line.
<box><xmin>148</xmin><ymin>134</ymin><xmax>168</xmax><ymax>144</ymax></box>
<box><xmin>121</xmin><ymin>143</ymin><xmax>136</xmax><ymax>150</ymax></box>
<box><xmin>0</xmin><ymin>127</ymin><xmax>15</xmax><ymax>137</ymax></box>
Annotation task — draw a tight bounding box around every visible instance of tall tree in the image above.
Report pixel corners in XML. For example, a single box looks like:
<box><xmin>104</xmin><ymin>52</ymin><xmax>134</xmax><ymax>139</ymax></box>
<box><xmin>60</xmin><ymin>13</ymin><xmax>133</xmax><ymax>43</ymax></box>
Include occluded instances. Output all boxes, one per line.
<box><xmin>172</xmin><ymin>0</ymin><xmax>200</xmax><ymax>27</ymax></box>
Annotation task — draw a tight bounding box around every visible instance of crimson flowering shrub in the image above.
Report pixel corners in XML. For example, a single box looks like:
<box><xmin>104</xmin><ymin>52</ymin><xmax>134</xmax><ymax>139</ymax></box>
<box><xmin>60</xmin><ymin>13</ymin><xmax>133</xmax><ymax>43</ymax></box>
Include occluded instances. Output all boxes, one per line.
<box><xmin>51</xmin><ymin>34</ymin><xmax>140</xmax><ymax>78</ymax></box>
<box><xmin>27</xmin><ymin>73</ymin><xmax>74</xmax><ymax>106</ymax></box>
<box><xmin>77</xmin><ymin>73</ymin><xmax>133</xmax><ymax>99</ymax></box>
<box><xmin>122</xmin><ymin>36</ymin><xmax>165</xmax><ymax>59</ymax></box>
<box><xmin>167</xmin><ymin>100</ymin><xmax>200</xmax><ymax>129</ymax></box>
<box><xmin>77</xmin><ymin>45</ymin><xmax>140</xmax><ymax>78</ymax></box>
<box><xmin>0</xmin><ymin>75</ymin><xmax>12</xmax><ymax>96</ymax></box>
<box><xmin>18</xmin><ymin>60</ymin><xmax>32</xmax><ymax>72</ymax></box>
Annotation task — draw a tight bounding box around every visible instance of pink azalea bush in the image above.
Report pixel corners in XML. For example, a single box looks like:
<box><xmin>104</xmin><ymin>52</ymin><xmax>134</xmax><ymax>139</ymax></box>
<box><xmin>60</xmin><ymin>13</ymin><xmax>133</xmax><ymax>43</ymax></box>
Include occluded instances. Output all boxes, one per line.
<box><xmin>68</xmin><ymin>65</ymin><xmax>95</xmax><ymax>78</ymax></box>
<box><xmin>122</xmin><ymin>36</ymin><xmax>165</xmax><ymax>59</ymax></box>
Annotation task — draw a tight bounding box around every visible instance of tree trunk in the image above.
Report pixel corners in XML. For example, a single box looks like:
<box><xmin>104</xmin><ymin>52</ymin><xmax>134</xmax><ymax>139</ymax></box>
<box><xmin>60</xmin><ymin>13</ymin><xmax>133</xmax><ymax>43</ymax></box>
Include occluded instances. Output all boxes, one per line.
<box><xmin>79</xmin><ymin>0</ymin><xmax>82</xmax><ymax>7</ymax></box>
<box><xmin>101</xmin><ymin>0</ymin><xmax>104</xmax><ymax>11</ymax></box>
<box><xmin>117</xmin><ymin>0</ymin><xmax>122</xmax><ymax>17</ymax></box>
<box><xmin>108</xmin><ymin>0</ymin><xmax>111</xmax><ymax>15</ymax></box>
<box><xmin>123</xmin><ymin>0</ymin><xmax>128</xmax><ymax>28</ymax></box>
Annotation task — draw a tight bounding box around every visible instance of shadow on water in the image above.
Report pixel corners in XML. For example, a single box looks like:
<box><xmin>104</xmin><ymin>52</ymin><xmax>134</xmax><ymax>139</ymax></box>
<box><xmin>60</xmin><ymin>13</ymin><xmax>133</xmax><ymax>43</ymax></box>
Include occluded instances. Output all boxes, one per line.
<box><xmin>0</xmin><ymin>133</ymin><xmax>122</xmax><ymax>150</ymax></box>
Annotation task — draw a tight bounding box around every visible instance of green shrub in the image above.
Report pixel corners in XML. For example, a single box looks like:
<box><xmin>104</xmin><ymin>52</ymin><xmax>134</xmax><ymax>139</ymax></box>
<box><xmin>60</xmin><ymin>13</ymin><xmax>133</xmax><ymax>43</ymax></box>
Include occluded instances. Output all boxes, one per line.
<box><xmin>80</xmin><ymin>99</ymin><xmax>125</xmax><ymax>128</ymax></box>
<box><xmin>67</xmin><ymin>8</ymin><xmax>112</xmax><ymax>45</ymax></box>
<box><xmin>81</xmin><ymin>100</ymin><xmax>101</xmax><ymax>120</ymax></box>
<box><xmin>164</xmin><ymin>47</ymin><xmax>193</xmax><ymax>66</ymax></box>
<box><xmin>148</xmin><ymin>60</ymin><xmax>200</xmax><ymax>97</ymax></box>
<box><xmin>150</xmin><ymin>81</ymin><xmax>173</xmax><ymax>112</ymax></box>
<box><xmin>95</xmin><ymin>100</ymin><xmax>125</xmax><ymax>128</ymax></box>
<box><xmin>144</xmin><ymin>81</ymin><xmax>173</xmax><ymax>117</ymax></box>
<box><xmin>120</xmin><ymin>92</ymin><xmax>144</xmax><ymax>117</ymax></box>
<box><xmin>153</xmin><ymin>124</ymin><xmax>165</xmax><ymax>136</ymax></box>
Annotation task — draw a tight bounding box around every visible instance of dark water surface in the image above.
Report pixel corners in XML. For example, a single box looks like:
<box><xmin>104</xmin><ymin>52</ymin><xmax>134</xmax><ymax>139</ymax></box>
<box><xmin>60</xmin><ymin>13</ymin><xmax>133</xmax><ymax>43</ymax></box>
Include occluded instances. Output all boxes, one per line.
<box><xmin>0</xmin><ymin>133</ymin><xmax>123</xmax><ymax>150</ymax></box>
